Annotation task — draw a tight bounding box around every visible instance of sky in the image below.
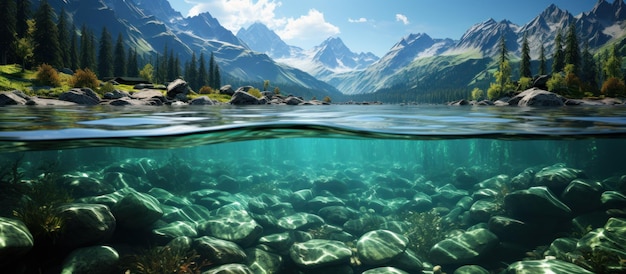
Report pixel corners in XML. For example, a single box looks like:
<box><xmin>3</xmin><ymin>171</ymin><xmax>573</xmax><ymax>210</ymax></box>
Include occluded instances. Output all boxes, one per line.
<box><xmin>168</xmin><ymin>0</ymin><xmax>597</xmax><ymax>57</ymax></box>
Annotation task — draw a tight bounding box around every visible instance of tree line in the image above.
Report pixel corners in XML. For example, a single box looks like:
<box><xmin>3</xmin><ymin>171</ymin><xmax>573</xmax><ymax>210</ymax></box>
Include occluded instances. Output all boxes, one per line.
<box><xmin>479</xmin><ymin>22</ymin><xmax>625</xmax><ymax>100</ymax></box>
<box><xmin>0</xmin><ymin>0</ymin><xmax>222</xmax><ymax>91</ymax></box>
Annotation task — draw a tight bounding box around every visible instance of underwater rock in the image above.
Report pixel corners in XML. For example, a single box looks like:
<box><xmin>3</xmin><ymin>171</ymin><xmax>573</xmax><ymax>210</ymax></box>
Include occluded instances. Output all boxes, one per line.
<box><xmin>504</xmin><ymin>186</ymin><xmax>571</xmax><ymax>221</ymax></box>
<box><xmin>215</xmin><ymin>175</ymin><xmax>240</xmax><ymax>193</ymax></box>
<box><xmin>61</xmin><ymin>174</ymin><xmax>114</xmax><ymax>198</ymax></box>
<box><xmin>291</xmin><ymin>189</ymin><xmax>313</xmax><ymax>209</ymax></box>
<box><xmin>429</xmin><ymin>228</ymin><xmax>499</xmax><ymax>265</ymax></box>
<box><xmin>357</xmin><ymin>230</ymin><xmax>408</xmax><ymax>265</ymax></box>
<box><xmin>601</xmin><ymin>191</ymin><xmax>626</xmax><ymax>209</ymax></box>
<box><xmin>318</xmin><ymin>206</ymin><xmax>359</xmax><ymax>226</ymax></box>
<box><xmin>504</xmin><ymin>259</ymin><xmax>592</xmax><ymax>273</ymax></box>
<box><xmin>151</xmin><ymin>221</ymin><xmax>198</xmax><ymax>243</ymax></box>
<box><xmin>60</xmin><ymin>245</ymin><xmax>119</xmax><ymax>274</ymax></box>
<box><xmin>469</xmin><ymin>200</ymin><xmax>500</xmax><ymax>223</ymax></box>
<box><xmin>487</xmin><ymin>216</ymin><xmax>533</xmax><ymax>243</ymax></box>
<box><xmin>510</xmin><ymin>168</ymin><xmax>536</xmax><ymax>190</ymax></box>
<box><xmin>194</xmin><ymin>236</ymin><xmax>247</xmax><ymax>265</ymax></box>
<box><xmin>544</xmin><ymin>237</ymin><xmax>577</xmax><ymax>261</ymax></box>
<box><xmin>200</xmin><ymin>203</ymin><xmax>263</xmax><ymax>247</ymax></box>
<box><xmin>277</xmin><ymin>212</ymin><xmax>325</xmax><ymax>230</ymax></box>
<box><xmin>148</xmin><ymin>187</ymin><xmax>193</xmax><ymax>207</ymax></box>
<box><xmin>379</xmin><ymin>221</ymin><xmax>410</xmax><ymax>235</ymax></box>
<box><xmin>0</xmin><ymin>217</ymin><xmax>33</xmax><ymax>265</ymax></box>
<box><xmin>402</xmin><ymin>192</ymin><xmax>433</xmax><ymax>213</ymax></box>
<box><xmin>102</xmin><ymin>171</ymin><xmax>144</xmax><ymax>190</ymax></box>
<box><xmin>289</xmin><ymin>239</ymin><xmax>352</xmax><ymax>269</ymax></box>
<box><xmin>575</xmin><ymin>218</ymin><xmax>626</xmax><ymax>272</ymax></box>
<box><xmin>387</xmin><ymin>248</ymin><xmax>424</xmax><ymax>272</ymax></box>
<box><xmin>361</xmin><ymin>267</ymin><xmax>409</xmax><ymax>274</ymax></box>
<box><xmin>179</xmin><ymin>204</ymin><xmax>212</xmax><ymax>225</ymax></box>
<box><xmin>453</xmin><ymin>167</ymin><xmax>478</xmax><ymax>189</ymax></box>
<box><xmin>454</xmin><ymin>265</ymin><xmax>490</xmax><ymax>274</ymax></box>
<box><xmin>570</xmin><ymin>212</ymin><xmax>610</xmax><ymax>236</ymax></box>
<box><xmin>203</xmin><ymin>263</ymin><xmax>254</xmax><ymax>274</ymax></box>
<box><xmin>343</xmin><ymin>215</ymin><xmax>386</xmax><ymax>236</ymax></box>
<box><xmin>307</xmin><ymin>196</ymin><xmax>346</xmax><ymax>211</ymax></box>
<box><xmin>56</xmin><ymin>203</ymin><xmax>116</xmax><ymax>248</ymax></box>
<box><xmin>534</xmin><ymin>165</ymin><xmax>584</xmax><ymax>193</ymax></box>
<box><xmin>431</xmin><ymin>184</ymin><xmax>469</xmax><ymax>207</ymax></box>
<box><xmin>474</xmin><ymin>174</ymin><xmax>509</xmax><ymax>190</ymax></box>
<box><xmin>560</xmin><ymin>179</ymin><xmax>604</xmax><ymax>214</ymax></box>
<box><xmin>112</xmin><ymin>191</ymin><xmax>163</xmax><ymax>229</ymax></box>
<box><xmin>245</xmin><ymin>247</ymin><xmax>284</xmax><ymax>274</ymax></box>
<box><xmin>258</xmin><ymin>232</ymin><xmax>294</xmax><ymax>253</ymax></box>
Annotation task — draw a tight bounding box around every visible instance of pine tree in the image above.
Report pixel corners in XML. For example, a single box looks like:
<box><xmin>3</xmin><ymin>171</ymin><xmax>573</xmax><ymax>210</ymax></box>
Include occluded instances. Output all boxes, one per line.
<box><xmin>57</xmin><ymin>8</ymin><xmax>70</xmax><ymax>68</ymax></box>
<box><xmin>520</xmin><ymin>33</ymin><xmax>532</xmax><ymax>78</ymax></box>
<box><xmin>564</xmin><ymin>23</ymin><xmax>580</xmax><ymax>74</ymax></box>
<box><xmin>167</xmin><ymin>50</ymin><xmax>176</xmax><ymax>81</ymax></box>
<box><xmin>97</xmin><ymin>26</ymin><xmax>113</xmax><ymax>78</ymax></box>
<box><xmin>214</xmin><ymin>64</ymin><xmax>221</xmax><ymax>89</ymax></box>
<box><xmin>157</xmin><ymin>44</ymin><xmax>168</xmax><ymax>83</ymax></box>
<box><xmin>0</xmin><ymin>0</ymin><xmax>17</xmax><ymax>64</ymax></box>
<box><xmin>197</xmin><ymin>52</ymin><xmax>208</xmax><ymax>88</ymax></box>
<box><xmin>15</xmin><ymin>0</ymin><xmax>30</xmax><ymax>39</ymax></box>
<box><xmin>174</xmin><ymin>54</ymin><xmax>181</xmax><ymax>80</ymax></box>
<box><xmin>580</xmin><ymin>42</ymin><xmax>597</xmax><ymax>88</ymax></box>
<box><xmin>539</xmin><ymin>44</ymin><xmax>547</xmax><ymax>75</ymax></box>
<box><xmin>187</xmin><ymin>52</ymin><xmax>198</xmax><ymax>90</ymax></box>
<box><xmin>552</xmin><ymin>30</ymin><xmax>564</xmax><ymax>74</ymax></box>
<box><xmin>80</xmin><ymin>25</ymin><xmax>97</xmax><ymax>71</ymax></box>
<box><xmin>497</xmin><ymin>35</ymin><xmax>510</xmax><ymax>90</ymax></box>
<box><xmin>127</xmin><ymin>48</ymin><xmax>138</xmax><ymax>77</ymax></box>
<box><xmin>604</xmin><ymin>45</ymin><xmax>622</xmax><ymax>79</ymax></box>
<box><xmin>33</xmin><ymin>0</ymin><xmax>61</xmax><ymax>67</ymax></box>
<box><xmin>69</xmin><ymin>25</ymin><xmax>78</xmax><ymax>70</ymax></box>
<box><xmin>113</xmin><ymin>33</ymin><xmax>126</xmax><ymax>76</ymax></box>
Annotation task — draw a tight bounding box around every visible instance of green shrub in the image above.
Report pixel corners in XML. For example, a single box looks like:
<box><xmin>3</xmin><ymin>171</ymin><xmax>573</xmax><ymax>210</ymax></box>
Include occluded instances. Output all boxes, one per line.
<box><xmin>35</xmin><ymin>64</ymin><xmax>61</xmax><ymax>87</ymax></box>
<box><xmin>70</xmin><ymin>68</ymin><xmax>99</xmax><ymax>89</ymax></box>
<box><xmin>198</xmin><ymin>86</ymin><xmax>213</xmax><ymax>94</ymax></box>
<box><xmin>323</xmin><ymin>96</ymin><xmax>332</xmax><ymax>103</ymax></box>
<box><xmin>518</xmin><ymin>77</ymin><xmax>533</xmax><ymax>91</ymax></box>
<box><xmin>99</xmin><ymin>82</ymin><xmax>116</xmax><ymax>95</ymax></box>
<box><xmin>471</xmin><ymin>87</ymin><xmax>484</xmax><ymax>100</ymax></box>
<box><xmin>248</xmin><ymin>87</ymin><xmax>263</xmax><ymax>98</ymax></box>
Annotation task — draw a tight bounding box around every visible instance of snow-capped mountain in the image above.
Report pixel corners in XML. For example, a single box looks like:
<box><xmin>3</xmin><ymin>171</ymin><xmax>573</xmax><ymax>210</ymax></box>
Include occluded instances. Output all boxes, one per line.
<box><xmin>236</xmin><ymin>23</ymin><xmax>293</xmax><ymax>58</ymax></box>
<box><xmin>451</xmin><ymin>19</ymin><xmax>520</xmax><ymax>56</ymax></box>
<box><xmin>34</xmin><ymin>0</ymin><xmax>342</xmax><ymax>99</ymax></box>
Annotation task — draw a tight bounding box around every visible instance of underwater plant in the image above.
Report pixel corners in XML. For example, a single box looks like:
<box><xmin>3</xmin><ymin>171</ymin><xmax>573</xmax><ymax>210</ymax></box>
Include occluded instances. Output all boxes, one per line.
<box><xmin>573</xmin><ymin>249</ymin><xmax>626</xmax><ymax>274</ymax></box>
<box><xmin>147</xmin><ymin>154</ymin><xmax>193</xmax><ymax>194</ymax></box>
<box><xmin>121</xmin><ymin>245</ymin><xmax>211</xmax><ymax>274</ymax></box>
<box><xmin>398</xmin><ymin>209</ymin><xmax>457</xmax><ymax>258</ymax></box>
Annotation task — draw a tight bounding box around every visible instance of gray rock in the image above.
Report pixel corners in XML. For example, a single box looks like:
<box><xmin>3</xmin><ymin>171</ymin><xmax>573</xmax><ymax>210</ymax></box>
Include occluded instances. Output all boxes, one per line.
<box><xmin>575</xmin><ymin>218</ymin><xmax>626</xmax><ymax>272</ymax></box>
<box><xmin>59</xmin><ymin>88</ymin><xmax>100</xmax><ymax>105</ymax></box>
<box><xmin>560</xmin><ymin>179</ymin><xmax>604</xmax><ymax>214</ymax></box>
<box><xmin>343</xmin><ymin>215</ymin><xmax>385</xmax><ymax>236</ymax></box>
<box><xmin>387</xmin><ymin>248</ymin><xmax>424</xmax><ymax>272</ymax></box>
<box><xmin>289</xmin><ymin>239</ymin><xmax>352</xmax><ymax>269</ymax></box>
<box><xmin>357</xmin><ymin>230</ymin><xmax>408</xmax><ymax>265</ymax></box>
<box><xmin>190</xmin><ymin>96</ymin><xmax>216</xmax><ymax>105</ymax></box>
<box><xmin>203</xmin><ymin>263</ymin><xmax>253</xmax><ymax>274</ymax></box>
<box><xmin>504</xmin><ymin>259</ymin><xmax>592</xmax><ymax>274</ymax></box>
<box><xmin>103</xmin><ymin>89</ymin><xmax>130</xmax><ymax>99</ymax></box>
<box><xmin>510</xmin><ymin>88</ymin><xmax>565</xmax><ymax>107</ymax></box>
<box><xmin>361</xmin><ymin>267</ymin><xmax>409</xmax><ymax>274</ymax></box>
<box><xmin>277</xmin><ymin>212</ymin><xmax>324</xmax><ymax>230</ymax></box>
<box><xmin>56</xmin><ymin>203</ymin><xmax>116</xmax><ymax>248</ymax></box>
<box><xmin>61</xmin><ymin>174</ymin><xmax>114</xmax><ymax>197</ymax></box>
<box><xmin>504</xmin><ymin>186</ymin><xmax>571</xmax><ymax>221</ymax></box>
<box><xmin>245</xmin><ymin>247</ymin><xmax>284</xmax><ymax>274</ymax></box>
<box><xmin>112</xmin><ymin>191</ymin><xmax>163</xmax><ymax>229</ymax></box>
<box><xmin>285</xmin><ymin>96</ymin><xmax>304</xmax><ymax>105</ymax></box>
<box><xmin>193</xmin><ymin>236</ymin><xmax>247</xmax><ymax>265</ymax></box>
<box><xmin>166</xmin><ymin>78</ymin><xmax>189</xmax><ymax>98</ymax></box>
<box><xmin>148</xmin><ymin>187</ymin><xmax>193</xmax><ymax>207</ymax></box>
<box><xmin>510</xmin><ymin>168</ymin><xmax>536</xmax><ymax>190</ymax></box>
<box><xmin>307</xmin><ymin>196</ymin><xmax>345</xmax><ymax>211</ymax></box>
<box><xmin>26</xmin><ymin>97</ymin><xmax>77</xmax><ymax>106</ymax></box>
<box><xmin>229</xmin><ymin>90</ymin><xmax>262</xmax><ymax>105</ymax></box>
<box><xmin>469</xmin><ymin>200</ymin><xmax>500</xmax><ymax>222</ymax></box>
<box><xmin>131</xmin><ymin>89</ymin><xmax>166</xmax><ymax>102</ymax></box>
<box><xmin>317</xmin><ymin>206</ymin><xmax>359</xmax><ymax>226</ymax></box>
<box><xmin>0</xmin><ymin>217</ymin><xmax>33</xmax><ymax>265</ymax></box>
<box><xmin>0</xmin><ymin>91</ymin><xmax>28</xmax><ymax>105</ymax></box>
<box><xmin>429</xmin><ymin>228</ymin><xmax>499</xmax><ymax>265</ymax></box>
<box><xmin>601</xmin><ymin>190</ymin><xmax>626</xmax><ymax>209</ymax></box>
<box><xmin>60</xmin><ymin>245</ymin><xmax>119</xmax><ymax>274</ymax></box>
<box><xmin>219</xmin><ymin>85</ymin><xmax>235</xmax><ymax>96</ymax></box>
<box><xmin>544</xmin><ymin>237</ymin><xmax>577</xmax><ymax>261</ymax></box>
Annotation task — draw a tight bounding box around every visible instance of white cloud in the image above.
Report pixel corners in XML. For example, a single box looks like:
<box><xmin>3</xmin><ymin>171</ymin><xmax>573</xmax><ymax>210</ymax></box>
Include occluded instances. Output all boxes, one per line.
<box><xmin>395</xmin><ymin>13</ymin><xmax>409</xmax><ymax>25</ymax></box>
<box><xmin>276</xmin><ymin>9</ymin><xmax>340</xmax><ymax>41</ymax></box>
<box><xmin>186</xmin><ymin>1</ymin><xmax>339</xmax><ymax>46</ymax></box>
<box><xmin>187</xmin><ymin>0</ymin><xmax>285</xmax><ymax>31</ymax></box>
<box><xmin>348</xmin><ymin>17</ymin><xmax>368</xmax><ymax>23</ymax></box>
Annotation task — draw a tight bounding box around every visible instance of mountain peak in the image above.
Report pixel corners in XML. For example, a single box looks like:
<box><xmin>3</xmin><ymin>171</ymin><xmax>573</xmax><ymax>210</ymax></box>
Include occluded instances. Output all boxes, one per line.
<box><xmin>236</xmin><ymin>22</ymin><xmax>292</xmax><ymax>58</ymax></box>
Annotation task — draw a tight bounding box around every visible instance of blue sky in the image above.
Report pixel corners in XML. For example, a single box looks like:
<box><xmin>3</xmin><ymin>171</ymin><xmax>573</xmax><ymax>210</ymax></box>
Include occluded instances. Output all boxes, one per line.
<box><xmin>168</xmin><ymin>0</ymin><xmax>596</xmax><ymax>56</ymax></box>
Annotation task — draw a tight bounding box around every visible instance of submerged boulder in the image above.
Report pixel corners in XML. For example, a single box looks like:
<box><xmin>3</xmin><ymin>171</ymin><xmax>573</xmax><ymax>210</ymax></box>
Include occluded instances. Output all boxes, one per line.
<box><xmin>429</xmin><ymin>228</ymin><xmax>499</xmax><ymax>265</ymax></box>
<box><xmin>289</xmin><ymin>239</ymin><xmax>352</xmax><ymax>269</ymax></box>
<box><xmin>357</xmin><ymin>230</ymin><xmax>408</xmax><ymax>265</ymax></box>
<box><xmin>0</xmin><ymin>217</ymin><xmax>33</xmax><ymax>265</ymax></box>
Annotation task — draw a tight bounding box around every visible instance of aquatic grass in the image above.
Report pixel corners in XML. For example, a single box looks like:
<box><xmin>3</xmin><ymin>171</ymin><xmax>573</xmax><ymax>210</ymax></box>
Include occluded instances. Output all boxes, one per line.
<box><xmin>398</xmin><ymin>210</ymin><xmax>457</xmax><ymax>258</ymax></box>
<box><xmin>120</xmin><ymin>245</ymin><xmax>211</xmax><ymax>274</ymax></box>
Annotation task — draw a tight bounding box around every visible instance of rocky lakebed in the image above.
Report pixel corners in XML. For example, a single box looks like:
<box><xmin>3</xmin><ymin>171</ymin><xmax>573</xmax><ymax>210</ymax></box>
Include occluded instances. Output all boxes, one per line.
<box><xmin>0</xmin><ymin>153</ymin><xmax>625</xmax><ymax>274</ymax></box>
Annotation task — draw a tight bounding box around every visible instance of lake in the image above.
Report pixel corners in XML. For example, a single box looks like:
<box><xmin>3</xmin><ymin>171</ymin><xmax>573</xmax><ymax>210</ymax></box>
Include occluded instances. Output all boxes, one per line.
<box><xmin>0</xmin><ymin>104</ymin><xmax>625</xmax><ymax>273</ymax></box>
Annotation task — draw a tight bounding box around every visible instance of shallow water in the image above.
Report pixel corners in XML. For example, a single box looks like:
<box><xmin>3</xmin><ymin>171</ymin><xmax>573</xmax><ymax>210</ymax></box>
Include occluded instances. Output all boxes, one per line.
<box><xmin>1</xmin><ymin>104</ymin><xmax>626</xmax><ymax>273</ymax></box>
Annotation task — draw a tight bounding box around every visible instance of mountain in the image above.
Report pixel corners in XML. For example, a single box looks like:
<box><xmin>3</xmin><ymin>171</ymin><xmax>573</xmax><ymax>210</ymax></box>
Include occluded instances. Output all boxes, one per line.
<box><xmin>334</xmin><ymin>0</ymin><xmax>626</xmax><ymax>99</ymax></box>
<box><xmin>33</xmin><ymin>0</ymin><xmax>342</xmax><ymax>99</ymax></box>
<box><xmin>236</xmin><ymin>23</ymin><xmax>293</xmax><ymax>58</ymax></box>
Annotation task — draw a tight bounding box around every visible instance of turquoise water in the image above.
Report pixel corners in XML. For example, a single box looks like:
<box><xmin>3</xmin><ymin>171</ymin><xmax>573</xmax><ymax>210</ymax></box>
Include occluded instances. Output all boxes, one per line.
<box><xmin>1</xmin><ymin>105</ymin><xmax>626</xmax><ymax>273</ymax></box>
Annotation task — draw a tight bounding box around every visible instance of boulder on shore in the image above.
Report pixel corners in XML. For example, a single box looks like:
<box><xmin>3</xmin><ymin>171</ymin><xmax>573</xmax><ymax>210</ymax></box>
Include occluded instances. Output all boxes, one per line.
<box><xmin>508</xmin><ymin>88</ymin><xmax>564</xmax><ymax>107</ymax></box>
